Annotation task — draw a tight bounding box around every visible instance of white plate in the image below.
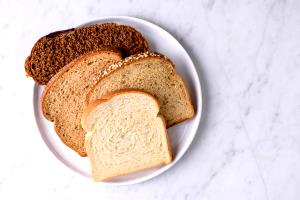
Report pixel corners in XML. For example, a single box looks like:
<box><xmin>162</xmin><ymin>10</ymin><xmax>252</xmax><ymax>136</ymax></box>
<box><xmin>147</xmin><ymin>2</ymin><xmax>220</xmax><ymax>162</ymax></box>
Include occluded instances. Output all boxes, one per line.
<box><xmin>33</xmin><ymin>16</ymin><xmax>202</xmax><ymax>185</ymax></box>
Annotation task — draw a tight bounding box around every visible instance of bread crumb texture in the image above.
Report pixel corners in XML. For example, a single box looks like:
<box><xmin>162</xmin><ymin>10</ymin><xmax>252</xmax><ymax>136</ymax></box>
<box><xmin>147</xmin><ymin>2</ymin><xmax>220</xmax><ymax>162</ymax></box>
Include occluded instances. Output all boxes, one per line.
<box><xmin>83</xmin><ymin>91</ymin><xmax>172</xmax><ymax>181</ymax></box>
<box><xmin>25</xmin><ymin>23</ymin><xmax>149</xmax><ymax>84</ymax></box>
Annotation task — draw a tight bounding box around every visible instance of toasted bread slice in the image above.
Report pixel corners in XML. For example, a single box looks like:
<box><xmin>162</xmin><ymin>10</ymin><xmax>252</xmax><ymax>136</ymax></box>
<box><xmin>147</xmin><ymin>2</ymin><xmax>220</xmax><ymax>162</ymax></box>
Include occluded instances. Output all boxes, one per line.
<box><xmin>25</xmin><ymin>23</ymin><xmax>148</xmax><ymax>85</ymax></box>
<box><xmin>87</xmin><ymin>52</ymin><xmax>195</xmax><ymax>127</ymax></box>
<box><xmin>42</xmin><ymin>50</ymin><xmax>122</xmax><ymax>156</ymax></box>
<box><xmin>82</xmin><ymin>90</ymin><xmax>172</xmax><ymax>181</ymax></box>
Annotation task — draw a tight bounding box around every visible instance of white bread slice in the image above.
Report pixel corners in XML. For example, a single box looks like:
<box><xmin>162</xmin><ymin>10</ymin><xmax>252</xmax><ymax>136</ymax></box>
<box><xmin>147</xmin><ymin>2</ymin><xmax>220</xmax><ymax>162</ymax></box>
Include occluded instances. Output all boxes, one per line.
<box><xmin>87</xmin><ymin>52</ymin><xmax>195</xmax><ymax>127</ymax></box>
<box><xmin>81</xmin><ymin>90</ymin><xmax>173</xmax><ymax>181</ymax></box>
<box><xmin>42</xmin><ymin>50</ymin><xmax>122</xmax><ymax>156</ymax></box>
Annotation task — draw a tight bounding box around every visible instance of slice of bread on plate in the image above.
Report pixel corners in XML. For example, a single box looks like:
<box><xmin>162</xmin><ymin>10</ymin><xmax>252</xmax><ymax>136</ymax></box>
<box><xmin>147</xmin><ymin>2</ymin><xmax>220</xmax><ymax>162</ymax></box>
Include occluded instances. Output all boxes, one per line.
<box><xmin>42</xmin><ymin>49</ymin><xmax>122</xmax><ymax>156</ymax></box>
<box><xmin>87</xmin><ymin>52</ymin><xmax>195</xmax><ymax>127</ymax></box>
<box><xmin>81</xmin><ymin>90</ymin><xmax>173</xmax><ymax>181</ymax></box>
<box><xmin>25</xmin><ymin>23</ymin><xmax>149</xmax><ymax>85</ymax></box>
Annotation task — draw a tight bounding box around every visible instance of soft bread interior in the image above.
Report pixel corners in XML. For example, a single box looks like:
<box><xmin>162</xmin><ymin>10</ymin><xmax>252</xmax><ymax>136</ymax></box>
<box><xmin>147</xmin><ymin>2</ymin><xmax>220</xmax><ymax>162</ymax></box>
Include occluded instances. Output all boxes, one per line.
<box><xmin>42</xmin><ymin>50</ymin><xmax>122</xmax><ymax>156</ymax></box>
<box><xmin>88</xmin><ymin>53</ymin><xmax>194</xmax><ymax>127</ymax></box>
<box><xmin>82</xmin><ymin>90</ymin><xmax>172</xmax><ymax>181</ymax></box>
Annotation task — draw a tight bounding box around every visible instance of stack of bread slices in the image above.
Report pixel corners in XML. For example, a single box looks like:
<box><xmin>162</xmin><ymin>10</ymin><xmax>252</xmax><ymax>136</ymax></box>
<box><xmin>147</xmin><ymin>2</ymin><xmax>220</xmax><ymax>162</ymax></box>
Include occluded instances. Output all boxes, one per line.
<box><xmin>25</xmin><ymin>23</ymin><xmax>194</xmax><ymax>181</ymax></box>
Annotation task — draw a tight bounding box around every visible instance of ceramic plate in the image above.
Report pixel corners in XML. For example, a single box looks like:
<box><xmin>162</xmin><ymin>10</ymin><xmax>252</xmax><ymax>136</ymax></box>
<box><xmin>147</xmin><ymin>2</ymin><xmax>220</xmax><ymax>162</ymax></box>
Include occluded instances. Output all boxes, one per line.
<box><xmin>33</xmin><ymin>16</ymin><xmax>202</xmax><ymax>185</ymax></box>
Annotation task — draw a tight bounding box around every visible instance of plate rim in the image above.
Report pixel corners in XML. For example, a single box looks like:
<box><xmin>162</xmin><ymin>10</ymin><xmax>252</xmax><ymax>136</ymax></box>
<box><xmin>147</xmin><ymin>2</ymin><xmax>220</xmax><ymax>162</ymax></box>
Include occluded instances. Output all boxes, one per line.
<box><xmin>32</xmin><ymin>15</ymin><xmax>203</xmax><ymax>185</ymax></box>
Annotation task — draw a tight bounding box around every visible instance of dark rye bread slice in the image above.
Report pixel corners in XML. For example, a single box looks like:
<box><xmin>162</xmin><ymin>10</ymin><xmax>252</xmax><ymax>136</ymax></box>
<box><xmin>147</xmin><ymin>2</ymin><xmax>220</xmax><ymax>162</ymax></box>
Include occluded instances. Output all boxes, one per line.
<box><xmin>25</xmin><ymin>23</ymin><xmax>149</xmax><ymax>85</ymax></box>
<box><xmin>87</xmin><ymin>52</ymin><xmax>195</xmax><ymax>127</ymax></box>
<box><xmin>42</xmin><ymin>50</ymin><xmax>122</xmax><ymax>156</ymax></box>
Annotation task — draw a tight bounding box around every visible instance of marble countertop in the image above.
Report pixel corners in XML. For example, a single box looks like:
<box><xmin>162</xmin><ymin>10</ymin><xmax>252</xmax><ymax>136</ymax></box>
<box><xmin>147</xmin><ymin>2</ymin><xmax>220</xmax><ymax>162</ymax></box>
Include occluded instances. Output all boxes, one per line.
<box><xmin>1</xmin><ymin>0</ymin><xmax>300</xmax><ymax>199</ymax></box>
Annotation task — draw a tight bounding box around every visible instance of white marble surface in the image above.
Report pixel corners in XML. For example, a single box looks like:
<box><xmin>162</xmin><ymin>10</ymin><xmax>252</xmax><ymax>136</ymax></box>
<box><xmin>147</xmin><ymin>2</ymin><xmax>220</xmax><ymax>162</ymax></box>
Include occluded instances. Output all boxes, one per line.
<box><xmin>1</xmin><ymin>0</ymin><xmax>300</xmax><ymax>199</ymax></box>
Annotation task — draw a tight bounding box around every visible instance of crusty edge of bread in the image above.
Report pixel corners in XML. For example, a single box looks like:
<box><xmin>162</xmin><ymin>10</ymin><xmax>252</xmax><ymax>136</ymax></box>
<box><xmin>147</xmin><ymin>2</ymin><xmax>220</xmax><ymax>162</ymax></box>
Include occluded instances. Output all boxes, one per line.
<box><xmin>24</xmin><ymin>28</ymin><xmax>75</xmax><ymax>78</ymax></box>
<box><xmin>41</xmin><ymin>49</ymin><xmax>122</xmax><ymax>157</ymax></box>
<box><xmin>41</xmin><ymin>49</ymin><xmax>122</xmax><ymax>121</ymax></box>
<box><xmin>167</xmin><ymin>75</ymin><xmax>195</xmax><ymax>127</ymax></box>
<box><xmin>85</xmin><ymin>51</ymin><xmax>174</xmax><ymax>105</ymax></box>
<box><xmin>86</xmin><ymin>51</ymin><xmax>195</xmax><ymax>127</ymax></box>
<box><xmin>53</xmin><ymin>121</ymin><xmax>87</xmax><ymax>157</ymax></box>
<box><xmin>82</xmin><ymin>89</ymin><xmax>162</xmax><ymax>131</ymax></box>
<box><xmin>92</xmin><ymin>119</ymin><xmax>173</xmax><ymax>181</ymax></box>
<box><xmin>81</xmin><ymin>89</ymin><xmax>173</xmax><ymax>181</ymax></box>
<box><xmin>25</xmin><ymin>23</ymin><xmax>149</xmax><ymax>84</ymax></box>
<box><xmin>97</xmin><ymin>162</ymin><xmax>169</xmax><ymax>182</ymax></box>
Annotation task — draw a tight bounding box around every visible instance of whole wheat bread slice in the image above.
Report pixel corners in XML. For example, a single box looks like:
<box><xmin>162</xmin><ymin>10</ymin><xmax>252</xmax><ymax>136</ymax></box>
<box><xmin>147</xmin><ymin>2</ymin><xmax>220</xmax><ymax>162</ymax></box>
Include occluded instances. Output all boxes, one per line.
<box><xmin>87</xmin><ymin>52</ymin><xmax>195</xmax><ymax>127</ymax></box>
<box><xmin>42</xmin><ymin>50</ymin><xmax>122</xmax><ymax>156</ymax></box>
<box><xmin>82</xmin><ymin>90</ymin><xmax>172</xmax><ymax>181</ymax></box>
<box><xmin>25</xmin><ymin>23</ymin><xmax>148</xmax><ymax>85</ymax></box>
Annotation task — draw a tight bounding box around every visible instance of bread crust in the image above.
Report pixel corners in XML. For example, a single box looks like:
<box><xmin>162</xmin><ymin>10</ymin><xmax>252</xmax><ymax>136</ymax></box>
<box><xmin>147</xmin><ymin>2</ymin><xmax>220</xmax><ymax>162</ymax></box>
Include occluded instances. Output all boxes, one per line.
<box><xmin>86</xmin><ymin>52</ymin><xmax>195</xmax><ymax>127</ymax></box>
<box><xmin>82</xmin><ymin>89</ymin><xmax>173</xmax><ymax>181</ymax></box>
<box><xmin>82</xmin><ymin>89</ymin><xmax>162</xmax><ymax>130</ymax></box>
<box><xmin>85</xmin><ymin>52</ymin><xmax>174</xmax><ymax>105</ymax></box>
<box><xmin>166</xmin><ymin>75</ymin><xmax>195</xmax><ymax>127</ymax></box>
<box><xmin>97</xmin><ymin>162</ymin><xmax>170</xmax><ymax>182</ymax></box>
<box><xmin>25</xmin><ymin>23</ymin><xmax>149</xmax><ymax>85</ymax></box>
<box><xmin>41</xmin><ymin>49</ymin><xmax>122</xmax><ymax>156</ymax></box>
<box><xmin>42</xmin><ymin>49</ymin><xmax>122</xmax><ymax>121</ymax></box>
<box><xmin>25</xmin><ymin>28</ymin><xmax>75</xmax><ymax>78</ymax></box>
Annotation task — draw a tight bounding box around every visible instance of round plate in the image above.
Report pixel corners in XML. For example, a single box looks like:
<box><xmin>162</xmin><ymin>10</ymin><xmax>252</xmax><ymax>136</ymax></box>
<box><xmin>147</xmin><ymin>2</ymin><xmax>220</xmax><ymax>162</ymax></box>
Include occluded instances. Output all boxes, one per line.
<box><xmin>33</xmin><ymin>16</ymin><xmax>202</xmax><ymax>185</ymax></box>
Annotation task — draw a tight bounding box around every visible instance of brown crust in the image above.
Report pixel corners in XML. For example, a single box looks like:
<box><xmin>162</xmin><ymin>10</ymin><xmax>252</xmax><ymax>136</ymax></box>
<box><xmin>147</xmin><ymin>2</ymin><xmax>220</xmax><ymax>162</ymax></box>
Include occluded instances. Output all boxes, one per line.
<box><xmin>85</xmin><ymin>51</ymin><xmax>175</xmax><ymax>105</ymax></box>
<box><xmin>161</xmin><ymin>115</ymin><xmax>173</xmax><ymax>163</ymax></box>
<box><xmin>41</xmin><ymin>49</ymin><xmax>122</xmax><ymax>156</ymax></box>
<box><xmin>165</xmin><ymin>75</ymin><xmax>195</xmax><ymax>127</ymax></box>
<box><xmin>81</xmin><ymin>89</ymin><xmax>173</xmax><ymax>181</ymax></box>
<box><xmin>25</xmin><ymin>23</ymin><xmax>149</xmax><ymax>85</ymax></box>
<box><xmin>41</xmin><ymin>48</ymin><xmax>122</xmax><ymax>121</ymax></box>
<box><xmin>45</xmin><ymin>28</ymin><xmax>75</xmax><ymax>38</ymax></box>
<box><xmin>99</xmin><ymin>161</ymin><xmax>170</xmax><ymax>182</ymax></box>
<box><xmin>54</xmin><ymin>121</ymin><xmax>87</xmax><ymax>156</ymax></box>
<box><xmin>86</xmin><ymin>51</ymin><xmax>195</xmax><ymax>127</ymax></box>
<box><xmin>82</xmin><ymin>89</ymin><xmax>161</xmax><ymax>130</ymax></box>
<box><xmin>25</xmin><ymin>28</ymin><xmax>76</xmax><ymax>78</ymax></box>
<box><xmin>24</xmin><ymin>56</ymin><xmax>32</xmax><ymax>77</ymax></box>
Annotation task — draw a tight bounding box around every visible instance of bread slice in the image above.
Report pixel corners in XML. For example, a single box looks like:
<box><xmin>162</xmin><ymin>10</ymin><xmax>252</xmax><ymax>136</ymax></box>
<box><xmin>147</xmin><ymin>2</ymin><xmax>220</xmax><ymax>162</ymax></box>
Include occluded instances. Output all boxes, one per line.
<box><xmin>81</xmin><ymin>90</ymin><xmax>173</xmax><ymax>181</ymax></box>
<box><xmin>87</xmin><ymin>52</ymin><xmax>195</xmax><ymax>127</ymax></box>
<box><xmin>25</xmin><ymin>23</ymin><xmax>149</xmax><ymax>85</ymax></box>
<box><xmin>42</xmin><ymin>50</ymin><xmax>122</xmax><ymax>156</ymax></box>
